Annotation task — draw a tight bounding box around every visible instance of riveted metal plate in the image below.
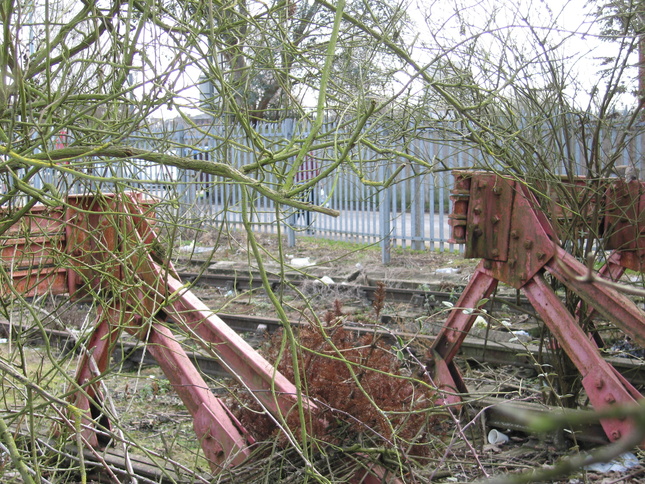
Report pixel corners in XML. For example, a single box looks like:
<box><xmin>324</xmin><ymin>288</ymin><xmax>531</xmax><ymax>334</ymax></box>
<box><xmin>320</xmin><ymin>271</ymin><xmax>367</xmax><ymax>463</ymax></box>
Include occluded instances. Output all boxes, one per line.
<box><xmin>465</xmin><ymin>173</ymin><xmax>514</xmax><ymax>261</ymax></box>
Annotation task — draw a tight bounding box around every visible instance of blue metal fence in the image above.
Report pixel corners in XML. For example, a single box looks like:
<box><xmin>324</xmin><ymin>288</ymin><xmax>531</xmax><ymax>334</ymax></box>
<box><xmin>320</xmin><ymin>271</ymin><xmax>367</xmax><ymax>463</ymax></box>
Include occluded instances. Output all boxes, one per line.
<box><xmin>14</xmin><ymin>117</ymin><xmax>645</xmax><ymax>263</ymax></box>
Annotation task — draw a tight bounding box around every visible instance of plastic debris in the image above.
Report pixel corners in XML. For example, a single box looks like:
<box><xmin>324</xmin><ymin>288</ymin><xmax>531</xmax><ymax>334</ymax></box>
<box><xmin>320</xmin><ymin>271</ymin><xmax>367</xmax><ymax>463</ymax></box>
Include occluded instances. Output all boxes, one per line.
<box><xmin>435</xmin><ymin>267</ymin><xmax>460</xmax><ymax>274</ymax></box>
<box><xmin>473</xmin><ymin>315</ymin><xmax>488</xmax><ymax>329</ymax></box>
<box><xmin>179</xmin><ymin>243</ymin><xmax>213</xmax><ymax>254</ymax></box>
<box><xmin>290</xmin><ymin>257</ymin><xmax>314</xmax><ymax>268</ymax></box>
<box><xmin>487</xmin><ymin>429</ymin><xmax>509</xmax><ymax>445</ymax></box>
<box><xmin>584</xmin><ymin>452</ymin><xmax>639</xmax><ymax>473</ymax></box>
<box><xmin>610</xmin><ymin>338</ymin><xmax>645</xmax><ymax>359</ymax></box>
<box><xmin>315</xmin><ymin>276</ymin><xmax>334</xmax><ymax>285</ymax></box>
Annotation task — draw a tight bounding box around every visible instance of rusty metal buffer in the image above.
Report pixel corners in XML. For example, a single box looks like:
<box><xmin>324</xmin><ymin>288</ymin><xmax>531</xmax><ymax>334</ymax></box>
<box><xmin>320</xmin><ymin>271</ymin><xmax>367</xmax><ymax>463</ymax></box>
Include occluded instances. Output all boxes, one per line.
<box><xmin>3</xmin><ymin>192</ymin><xmax>399</xmax><ymax>482</ymax></box>
<box><xmin>1</xmin><ymin>193</ymin><xmax>313</xmax><ymax>471</ymax></box>
<box><xmin>2</xmin><ymin>176</ymin><xmax>643</xmax><ymax>473</ymax></box>
<box><xmin>440</xmin><ymin>171</ymin><xmax>645</xmax><ymax>443</ymax></box>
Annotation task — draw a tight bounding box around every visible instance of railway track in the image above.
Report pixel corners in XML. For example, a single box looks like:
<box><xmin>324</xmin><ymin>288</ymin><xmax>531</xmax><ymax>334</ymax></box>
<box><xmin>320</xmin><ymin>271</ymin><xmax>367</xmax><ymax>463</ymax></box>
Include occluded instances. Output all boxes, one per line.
<box><xmin>3</xmin><ymin>305</ymin><xmax>643</xmax><ymax>412</ymax></box>
<box><xmin>3</xmin><ymin>263</ymin><xmax>643</xmax><ymax>481</ymax></box>
<box><xmin>178</xmin><ymin>269</ymin><xmax>536</xmax><ymax>312</ymax></box>
<box><xmin>3</xmin><ymin>283</ymin><xmax>641</xmax><ymax>481</ymax></box>
<box><xmin>0</xmin><ymin>310</ymin><xmax>618</xmax><ymax>483</ymax></box>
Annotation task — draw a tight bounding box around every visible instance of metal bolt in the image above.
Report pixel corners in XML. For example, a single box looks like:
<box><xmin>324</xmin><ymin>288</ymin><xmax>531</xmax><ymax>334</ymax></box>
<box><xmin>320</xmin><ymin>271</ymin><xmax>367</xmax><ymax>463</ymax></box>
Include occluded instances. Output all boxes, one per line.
<box><xmin>474</xmin><ymin>207</ymin><xmax>482</xmax><ymax>215</ymax></box>
<box><xmin>605</xmin><ymin>393</ymin><xmax>616</xmax><ymax>404</ymax></box>
<box><xmin>536</xmin><ymin>252</ymin><xmax>546</xmax><ymax>260</ymax></box>
<box><xmin>595</xmin><ymin>379</ymin><xmax>604</xmax><ymax>390</ymax></box>
<box><xmin>491</xmin><ymin>249</ymin><xmax>499</xmax><ymax>257</ymax></box>
<box><xmin>493</xmin><ymin>186</ymin><xmax>502</xmax><ymax>195</ymax></box>
<box><xmin>474</xmin><ymin>227</ymin><xmax>483</xmax><ymax>237</ymax></box>
<box><xmin>510</xmin><ymin>230</ymin><xmax>519</xmax><ymax>239</ymax></box>
<box><xmin>508</xmin><ymin>259</ymin><xmax>516</xmax><ymax>268</ymax></box>
<box><xmin>491</xmin><ymin>215</ymin><xmax>500</xmax><ymax>224</ymax></box>
<box><xmin>611</xmin><ymin>430</ymin><xmax>621</xmax><ymax>440</ymax></box>
<box><xmin>478</xmin><ymin>180</ymin><xmax>488</xmax><ymax>189</ymax></box>
<box><xmin>524</xmin><ymin>240</ymin><xmax>533</xmax><ymax>250</ymax></box>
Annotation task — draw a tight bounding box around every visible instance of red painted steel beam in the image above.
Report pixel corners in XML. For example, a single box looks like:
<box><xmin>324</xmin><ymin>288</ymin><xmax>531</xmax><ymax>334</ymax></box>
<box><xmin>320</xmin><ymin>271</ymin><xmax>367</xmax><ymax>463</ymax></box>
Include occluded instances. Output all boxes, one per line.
<box><xmin>431</xmin><ymin>263</ymin><xmax>498</xmax><ymax>364</ymax></box>
<box><xmin>71</xmin><ymin>306</ymin><xmax>122</xmax><ymax>447</ymax></box>
<box><xmin>546</xmin><ymin>247</ymin><xmax>645</xmax><ymax>348</ymax></box>
<box><xmin>126</xmin><ymin>317</ymin><xmax>252</xmax><ymax>467</ymax></box>
<box><xmin>0</xmin><ymin>194</ymin><xmax>404</xmax><ymax>480</ymax></box>
<box><xmin>439</xmin><ymin>171</ymin><xmax>645</xmax><ymax>445</ymax></box>
<box><xmin>428</xmin><ymin>263</ymin><xmax>498</xmax><ymax>404</ymax></box>
<box><xmin>523</xmin><ymin>274</ymin><xmax>639</xmax><ymax>442</ymax></box>
<box><xmin>576</xmin><ymin>251</ymin><xmax>626</xmax><ymax>348</ymax></box>
<box><xmin>119</xmin><ymin>198</ymin><xmax>316</xmax><ymax>420</ymax></box>
<box><xmin>163</xmin><ymin>272</ymin><xmax>314</xmax><ymax>419</ymax></box>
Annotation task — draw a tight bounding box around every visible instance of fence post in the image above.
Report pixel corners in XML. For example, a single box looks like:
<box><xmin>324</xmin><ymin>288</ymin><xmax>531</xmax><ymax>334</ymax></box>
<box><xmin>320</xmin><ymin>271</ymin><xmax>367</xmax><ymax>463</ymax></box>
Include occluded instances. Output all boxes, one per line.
<box><xmin>412</xmin><ymin>166</ymin><xmax>424</xmax><ymax>251</ymax></box>
<box><xmin>380</xmin><ymin>163</ymin><xmax>391</xmax><ymax>264</ymax></box>
<box><xmin>283</xmin><ymin>118</ymin><xmax>297</xmax><ymax>248</ymax></box>
<box><xmin>178</xmin><ymin>121</ymin><xmax>190</xmax><ymax>219</ymax></box>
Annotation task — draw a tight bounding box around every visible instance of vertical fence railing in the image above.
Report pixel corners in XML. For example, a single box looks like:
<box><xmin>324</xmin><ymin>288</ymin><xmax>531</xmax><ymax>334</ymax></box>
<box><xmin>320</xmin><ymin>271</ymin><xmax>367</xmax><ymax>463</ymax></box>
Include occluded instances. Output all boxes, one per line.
<box><xmin>15</xmin><ymin>117</ymin><xmax>645</xmax><ymax>263</ymax></box>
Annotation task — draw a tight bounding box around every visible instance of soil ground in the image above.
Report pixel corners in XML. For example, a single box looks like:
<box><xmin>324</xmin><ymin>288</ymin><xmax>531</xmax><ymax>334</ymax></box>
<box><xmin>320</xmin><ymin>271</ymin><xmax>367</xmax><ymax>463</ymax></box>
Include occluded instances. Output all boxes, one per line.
<box><xmin>176</xmin><ymin>230</ymin><xmax>645</xmax><ymax>483</ymax></box>
<box><xmin>187</xmin><ymin>230</ymin><xmax>478</xmax><ymax>291</ymax></box>
<box><xmin>2</xmin><ymin>231</ymin><xmax>644</xmax><ymax>483</ymax></box>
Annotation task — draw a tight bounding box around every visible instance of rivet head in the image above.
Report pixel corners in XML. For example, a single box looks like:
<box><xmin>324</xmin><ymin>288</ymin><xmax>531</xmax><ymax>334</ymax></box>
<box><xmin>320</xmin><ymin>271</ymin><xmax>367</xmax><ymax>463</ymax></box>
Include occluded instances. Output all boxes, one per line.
<box><xmin>474</xmin><ymin>207</ymin><xmax>482</xmax><ymax>215</ymax></box>
<box><xmin>611</xmin><ymin>430</ymin><xmax>621</xmax><ymax>440</ymax></box>
<box><xmin>491</xmin><ymin>215</ymin><xmax>500</xmax><ymax>224</ymax></box>
<box><xmin>493</xmin><ymin>186</ymin><xmax>502</xmax><ymax>195</ymax></box>
<box><xmin>524</xmin><ymin>240</ymin><xmax>533</xmax><ymax>250</ymax></box>
<box><xmin>537</xmin><ymin>252</ymin><xmax>546</xmax><ymax>260</ymax></box>
<box><xmin>491</xmin><ymin>249</ymin><xmax>499</xmax><ymax>257</ymax></box>
<box><xmin>595</xmin><ymin>379</ymin><xmax>604</xmax><ymax>389</ymax></box>
<box><xmin>511</xmin><ymin>230</ymin><xmax>519</xmax><ymax>239</ymax></box>
<box><xmin>605</xmin><ymin>393</ymin><xmax>616</xmax><ymax>404</ymax></box>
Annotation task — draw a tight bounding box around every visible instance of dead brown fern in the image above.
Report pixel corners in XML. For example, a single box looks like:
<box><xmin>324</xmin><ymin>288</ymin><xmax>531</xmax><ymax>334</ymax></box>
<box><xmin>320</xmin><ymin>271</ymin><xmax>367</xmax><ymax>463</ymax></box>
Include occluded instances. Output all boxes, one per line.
<box><xmin>230</xmin><ymin>299</ymin><xmax>447</xmax><ymax>463</ymax></box>
<box><xmin>372</xmin><ymin>281</ymin><xmax>387</xmax><ymax>319</ymax></box>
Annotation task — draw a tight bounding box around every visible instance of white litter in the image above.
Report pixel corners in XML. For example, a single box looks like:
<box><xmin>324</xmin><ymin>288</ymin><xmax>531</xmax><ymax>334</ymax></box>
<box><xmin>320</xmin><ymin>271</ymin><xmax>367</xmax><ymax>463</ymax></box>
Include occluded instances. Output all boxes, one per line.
<box><xmin>473</xmin><ymin>315</ymin><xmax>488</xmax><ymax>329</ymax></box>
<box><xmin>179</xmin><ymin>243</ymin><xmax>213</xmax><ymax>254</ymax></box>
<box><xmin>584</xmin><ymin>452</ymin><xmax>639</xmax><ymax>473</ymax></box>
<box><xmin>179</xmin><ymin>243</ymin><xmax>195</xmax><ymax>252</ymax></box>
<box><xmin>290</xmin><ymin>257</ymin><xmax>314</xmax><ymax>268</ymax></box>
<box><xmin>487</xmin><ymin>429</ymin><xmax>509</xmax><ymax>445</ymax></box>
<box><xmin>435</xmin><ymin>267</ymin><xmax>460</xmax><ymax>274</ymax></box>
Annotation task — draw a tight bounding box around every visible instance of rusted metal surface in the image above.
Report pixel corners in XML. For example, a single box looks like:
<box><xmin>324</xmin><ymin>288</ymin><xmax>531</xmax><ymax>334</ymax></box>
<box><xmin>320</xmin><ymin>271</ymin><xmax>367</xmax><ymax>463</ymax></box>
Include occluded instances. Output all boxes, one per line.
<box><xmin>523</xmin><ymin>274</ymin><xmax>638</xmax><ymax>442</ymax></box>
<box><xmin>604</xmin><ymin>180</ymin><xmax>645</xmax><ymax>255</ymax></box>
<box><xmin>0</xmin><ymin>192</ymin><xmax>401</xmax><ymax>482</ymax></box>
<box><xmin>0</xmin><ymin>193</ymin><xmax>315</xmax><ymax>473</ymax></box>
<box><xmin>464</xmin><ymin>173</ymin><xmax>514</xmax><ymax>261</ymax></box>
<box><xmin>447</xmin><ymin>172</ymin><xmax>471</xmax><ymax>245</ymax></box>
<box><xmin>431</xmin><ymin>263</ymin><xmax>498</xmax><ymax>363</ymax></box>
<box><xmin>441</xmin><ymin>171</ymin><xmax>645</xmax><ymax>444</ymax></box>
<box><xmin>546</xmin><ymin>248</ymin><xmax>645</xmax><ymax>348</ymax></box>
